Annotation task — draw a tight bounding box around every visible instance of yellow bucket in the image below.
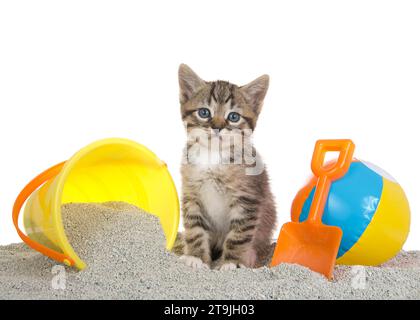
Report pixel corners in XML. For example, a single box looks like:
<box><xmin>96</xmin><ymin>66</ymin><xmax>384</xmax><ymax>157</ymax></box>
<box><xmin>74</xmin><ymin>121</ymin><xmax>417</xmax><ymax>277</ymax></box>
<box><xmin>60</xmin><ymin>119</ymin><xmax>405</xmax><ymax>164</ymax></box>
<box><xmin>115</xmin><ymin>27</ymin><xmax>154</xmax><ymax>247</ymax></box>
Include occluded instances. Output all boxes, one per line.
<box><xmin>13</xmin><ymin>138</ymin><xmax>179</xmax><ymax>270</ymax></box>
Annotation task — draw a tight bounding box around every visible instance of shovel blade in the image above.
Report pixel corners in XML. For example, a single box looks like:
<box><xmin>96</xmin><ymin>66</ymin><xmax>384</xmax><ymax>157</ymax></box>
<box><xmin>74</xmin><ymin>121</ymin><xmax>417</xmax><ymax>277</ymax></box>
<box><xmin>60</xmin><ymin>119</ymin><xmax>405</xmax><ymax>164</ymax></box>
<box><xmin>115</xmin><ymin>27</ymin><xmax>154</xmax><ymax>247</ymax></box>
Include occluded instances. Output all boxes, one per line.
<box><xmin>271</xmin><ymin>222</ymin><xmax>342</xmax><ymax>279</ymax></box>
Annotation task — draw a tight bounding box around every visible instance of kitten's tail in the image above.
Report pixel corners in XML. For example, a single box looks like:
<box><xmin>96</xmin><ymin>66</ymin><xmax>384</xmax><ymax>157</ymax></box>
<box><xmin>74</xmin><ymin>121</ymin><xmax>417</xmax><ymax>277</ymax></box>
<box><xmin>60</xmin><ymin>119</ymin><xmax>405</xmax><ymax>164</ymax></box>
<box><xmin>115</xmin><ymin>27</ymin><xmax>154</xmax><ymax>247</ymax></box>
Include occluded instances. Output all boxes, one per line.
<box><xmin>171</xmin><ymin>232</ymin><xmax>185</xmax><ymax>256</ymax></box>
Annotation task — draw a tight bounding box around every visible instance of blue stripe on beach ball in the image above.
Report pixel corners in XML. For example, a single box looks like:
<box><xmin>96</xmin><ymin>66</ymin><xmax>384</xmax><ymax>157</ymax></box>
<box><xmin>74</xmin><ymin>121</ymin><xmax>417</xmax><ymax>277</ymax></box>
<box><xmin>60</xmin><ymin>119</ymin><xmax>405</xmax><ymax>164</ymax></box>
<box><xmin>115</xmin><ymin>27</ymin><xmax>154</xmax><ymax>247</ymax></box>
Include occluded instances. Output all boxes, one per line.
<box><xmin>299</xmin><ymin>161</ymin><xmax>384</xmax><ymax>258</ymax></box>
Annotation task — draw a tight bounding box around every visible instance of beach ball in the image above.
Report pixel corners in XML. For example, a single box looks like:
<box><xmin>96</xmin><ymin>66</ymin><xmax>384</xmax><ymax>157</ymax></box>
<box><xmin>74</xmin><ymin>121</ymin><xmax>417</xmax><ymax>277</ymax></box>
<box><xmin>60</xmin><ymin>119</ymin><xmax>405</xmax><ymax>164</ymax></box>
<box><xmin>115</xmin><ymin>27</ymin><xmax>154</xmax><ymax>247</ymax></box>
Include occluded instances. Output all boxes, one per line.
<box><xmin>291</xmin><ymin>160</ymin><xmax>410</xmax><ymax>266</ymax></box>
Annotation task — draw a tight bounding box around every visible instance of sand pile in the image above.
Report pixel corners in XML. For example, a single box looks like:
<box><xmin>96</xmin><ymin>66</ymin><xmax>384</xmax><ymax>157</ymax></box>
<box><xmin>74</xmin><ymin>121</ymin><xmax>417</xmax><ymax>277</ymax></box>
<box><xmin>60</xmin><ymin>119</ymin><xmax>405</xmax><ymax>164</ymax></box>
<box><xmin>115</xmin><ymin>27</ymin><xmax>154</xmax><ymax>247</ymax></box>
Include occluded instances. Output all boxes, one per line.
<box><xmin>0</xmin><ymin>202</ymin><xmax>419</xmax><ymax>299</ymax></box>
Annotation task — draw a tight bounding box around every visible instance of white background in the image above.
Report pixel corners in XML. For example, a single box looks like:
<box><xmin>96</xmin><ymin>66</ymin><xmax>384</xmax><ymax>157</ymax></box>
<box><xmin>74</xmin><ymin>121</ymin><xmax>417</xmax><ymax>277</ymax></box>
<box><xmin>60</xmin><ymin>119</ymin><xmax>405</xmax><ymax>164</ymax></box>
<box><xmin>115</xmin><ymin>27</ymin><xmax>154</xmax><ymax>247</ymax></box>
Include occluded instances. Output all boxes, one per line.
<box><xmin>0</xmin><ymin>1</ymin><xmax>419</xmax><ymax>250</ymax></box>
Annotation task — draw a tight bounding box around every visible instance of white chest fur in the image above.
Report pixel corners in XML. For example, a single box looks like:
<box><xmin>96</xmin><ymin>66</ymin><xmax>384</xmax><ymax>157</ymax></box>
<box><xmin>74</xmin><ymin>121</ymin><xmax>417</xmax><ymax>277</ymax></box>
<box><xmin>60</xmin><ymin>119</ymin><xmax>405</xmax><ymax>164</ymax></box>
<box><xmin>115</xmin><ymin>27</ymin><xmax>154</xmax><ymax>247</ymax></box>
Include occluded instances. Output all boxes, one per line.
<box><xmin>199</xmin><ymin>177</ymin><xmax>230</xmax><ymax>234</ymax></box>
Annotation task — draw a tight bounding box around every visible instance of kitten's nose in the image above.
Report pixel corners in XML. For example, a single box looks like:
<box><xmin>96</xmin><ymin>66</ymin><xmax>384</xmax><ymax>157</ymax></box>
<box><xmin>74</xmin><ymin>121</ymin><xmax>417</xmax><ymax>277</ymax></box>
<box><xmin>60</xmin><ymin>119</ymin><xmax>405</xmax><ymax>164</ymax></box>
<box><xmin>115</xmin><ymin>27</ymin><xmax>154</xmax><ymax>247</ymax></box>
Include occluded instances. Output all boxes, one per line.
<box><xmin>211</xmin><ymin>125</ymin><xmax>223</xmax><ymax>131</ymax></box>
<box><xmin>211</xmin><ymin>118</ymin><xmax>226</xmax><ymax>132</ymax></box>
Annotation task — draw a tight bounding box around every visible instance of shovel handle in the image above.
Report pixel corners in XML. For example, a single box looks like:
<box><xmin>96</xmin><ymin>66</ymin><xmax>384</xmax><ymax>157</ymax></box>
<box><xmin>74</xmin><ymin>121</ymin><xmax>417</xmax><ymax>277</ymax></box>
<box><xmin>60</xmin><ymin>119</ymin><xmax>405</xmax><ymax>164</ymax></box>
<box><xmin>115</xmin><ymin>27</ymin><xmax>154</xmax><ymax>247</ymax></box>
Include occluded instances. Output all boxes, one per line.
<box><xmin>311</xmin><ymin>140</ymin><xmax>355</xmax><ymax>180</ymax></box>
<box><xmin>307</xmin><ymin>139</ymin><xmax>355</xmax><ymax>223</ymax></box>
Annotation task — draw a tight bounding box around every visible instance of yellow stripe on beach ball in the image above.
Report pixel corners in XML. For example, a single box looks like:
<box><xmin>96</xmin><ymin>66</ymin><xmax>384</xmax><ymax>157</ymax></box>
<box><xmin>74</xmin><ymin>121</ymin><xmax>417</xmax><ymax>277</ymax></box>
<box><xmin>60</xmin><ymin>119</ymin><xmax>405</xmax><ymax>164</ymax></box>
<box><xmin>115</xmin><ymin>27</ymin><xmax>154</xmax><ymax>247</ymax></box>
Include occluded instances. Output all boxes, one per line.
<box><xmin>337</xmin><ymin>178</ymin><xmax>410</xmax><ymax>266</ymax></box>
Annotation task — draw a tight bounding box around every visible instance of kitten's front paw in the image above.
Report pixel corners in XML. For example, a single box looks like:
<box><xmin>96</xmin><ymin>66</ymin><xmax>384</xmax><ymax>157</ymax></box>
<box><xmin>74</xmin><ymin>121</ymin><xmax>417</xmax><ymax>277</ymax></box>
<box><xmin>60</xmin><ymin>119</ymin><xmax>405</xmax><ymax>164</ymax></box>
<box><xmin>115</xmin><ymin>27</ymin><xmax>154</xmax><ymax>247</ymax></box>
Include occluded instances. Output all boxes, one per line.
<box><xmin>215</xmin><ymin>261</ymin><xmax>245</xmax><ymax>271</ymax></box>
<box><xmin>218</xmin><ymin>262</ymin><xmax>237</xmax><ymax>271</ymax></box>
<box><xmin>180</xmin><ymin>255</ymin><xmax>210</xmax><ymax>270</ymax></box>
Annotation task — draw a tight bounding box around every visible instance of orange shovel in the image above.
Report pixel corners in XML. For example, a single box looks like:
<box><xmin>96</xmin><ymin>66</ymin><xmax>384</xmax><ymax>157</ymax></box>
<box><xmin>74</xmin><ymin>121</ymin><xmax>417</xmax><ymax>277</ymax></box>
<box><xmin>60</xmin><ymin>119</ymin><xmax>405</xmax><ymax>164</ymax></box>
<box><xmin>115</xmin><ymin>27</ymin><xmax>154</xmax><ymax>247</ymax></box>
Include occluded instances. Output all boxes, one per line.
<box><xmin>270</xmin><ymin>139</ymin><xmax>355</xmax><ymax>279</ymax></box>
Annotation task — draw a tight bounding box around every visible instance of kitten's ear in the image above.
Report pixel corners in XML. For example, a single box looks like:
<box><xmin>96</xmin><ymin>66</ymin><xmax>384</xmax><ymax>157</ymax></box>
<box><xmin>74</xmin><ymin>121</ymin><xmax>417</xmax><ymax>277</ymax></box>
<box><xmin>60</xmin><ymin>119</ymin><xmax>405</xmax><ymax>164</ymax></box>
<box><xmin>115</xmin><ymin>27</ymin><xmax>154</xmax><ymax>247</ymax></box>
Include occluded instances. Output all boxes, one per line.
<box><xmin>240</xmin><ymin>75</ymin><xmax>270</xmax><ymax>114</ymax></box>
<box><xmin>178</xmin><ymin>64</ymin><xmax>206</xmax><ymax>104</ymax></box>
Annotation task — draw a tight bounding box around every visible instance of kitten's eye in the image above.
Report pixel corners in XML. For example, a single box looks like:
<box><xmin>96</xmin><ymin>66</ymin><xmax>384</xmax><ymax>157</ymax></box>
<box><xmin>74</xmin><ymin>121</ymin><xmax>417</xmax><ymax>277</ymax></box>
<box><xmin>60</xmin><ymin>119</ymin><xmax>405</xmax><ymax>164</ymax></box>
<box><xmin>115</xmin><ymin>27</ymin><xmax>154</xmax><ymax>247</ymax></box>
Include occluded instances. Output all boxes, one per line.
<box><xmin>197</xmin><ymin>108</ymin><xmax>211</xmax><ymax>119</ymax></box>
<box><xmin>227</xmin><ymin>112</ymin><xmax>241</xmax><ymax>123</ymax></box>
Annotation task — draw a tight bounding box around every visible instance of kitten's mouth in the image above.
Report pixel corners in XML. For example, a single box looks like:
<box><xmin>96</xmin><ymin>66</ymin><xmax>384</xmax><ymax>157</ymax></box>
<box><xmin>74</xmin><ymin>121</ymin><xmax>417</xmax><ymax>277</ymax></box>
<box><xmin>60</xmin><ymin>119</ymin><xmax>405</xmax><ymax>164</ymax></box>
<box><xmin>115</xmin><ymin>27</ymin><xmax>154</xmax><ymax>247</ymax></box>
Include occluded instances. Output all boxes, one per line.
<box><xmin>210</xmin><ymin>129</ymin><xmax>222</xmax><ymax>137</ymax></box>
<box><xmin>188</xmin><ymin>129</ymin><xmax>247</xmax><ymax>145</ymax></box>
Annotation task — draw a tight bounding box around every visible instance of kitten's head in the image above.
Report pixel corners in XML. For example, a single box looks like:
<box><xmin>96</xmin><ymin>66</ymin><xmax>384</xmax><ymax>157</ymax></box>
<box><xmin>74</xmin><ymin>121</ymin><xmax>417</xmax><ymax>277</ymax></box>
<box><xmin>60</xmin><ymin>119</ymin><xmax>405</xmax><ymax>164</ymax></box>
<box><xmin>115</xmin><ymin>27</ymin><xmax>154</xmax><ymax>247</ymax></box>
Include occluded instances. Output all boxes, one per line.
<box><xmin>178</xmin><ymin>64</ymin><xmax>269</xmax><ymax>138</ymax></box>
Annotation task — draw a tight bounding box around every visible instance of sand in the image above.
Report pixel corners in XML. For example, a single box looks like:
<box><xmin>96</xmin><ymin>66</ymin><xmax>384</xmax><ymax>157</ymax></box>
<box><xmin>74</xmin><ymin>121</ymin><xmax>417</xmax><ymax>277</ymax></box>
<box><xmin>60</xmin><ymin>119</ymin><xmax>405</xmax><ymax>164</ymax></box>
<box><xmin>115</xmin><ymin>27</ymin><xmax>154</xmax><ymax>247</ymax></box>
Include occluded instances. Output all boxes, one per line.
<box><xmin>0</xmin><ymin>202</ymin><xmax>419</xmax><ymax>300</ymax></box>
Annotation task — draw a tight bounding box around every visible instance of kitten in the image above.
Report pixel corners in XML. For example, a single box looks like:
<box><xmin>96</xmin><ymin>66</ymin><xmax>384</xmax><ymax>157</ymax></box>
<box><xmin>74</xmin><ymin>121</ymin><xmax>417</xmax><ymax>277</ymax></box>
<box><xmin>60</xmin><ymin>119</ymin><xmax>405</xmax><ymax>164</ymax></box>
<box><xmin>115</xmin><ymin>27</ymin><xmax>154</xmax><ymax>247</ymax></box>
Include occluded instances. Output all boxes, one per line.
<box><xmin>176</xmin><ymin>64</ymin><xmax>276</xmax><ymax>270</ymax></box>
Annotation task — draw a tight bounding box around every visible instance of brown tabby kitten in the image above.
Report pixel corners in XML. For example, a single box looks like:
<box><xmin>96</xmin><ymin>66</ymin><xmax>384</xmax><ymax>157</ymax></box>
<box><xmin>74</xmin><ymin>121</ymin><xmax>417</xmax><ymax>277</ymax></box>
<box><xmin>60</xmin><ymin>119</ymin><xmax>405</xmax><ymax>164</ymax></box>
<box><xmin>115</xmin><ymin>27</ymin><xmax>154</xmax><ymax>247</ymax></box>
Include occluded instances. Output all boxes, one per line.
<box><xmin>177</xmin><ymin>64</ymin><xmax>276</xmax><ymax>270</ymax></box>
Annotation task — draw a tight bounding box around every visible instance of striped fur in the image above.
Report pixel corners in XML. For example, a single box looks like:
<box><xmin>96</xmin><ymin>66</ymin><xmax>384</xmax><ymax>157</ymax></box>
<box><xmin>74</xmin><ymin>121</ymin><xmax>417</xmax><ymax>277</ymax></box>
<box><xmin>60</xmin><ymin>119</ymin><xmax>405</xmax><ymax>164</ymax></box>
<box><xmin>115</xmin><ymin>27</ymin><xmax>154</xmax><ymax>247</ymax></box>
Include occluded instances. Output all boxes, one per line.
<box><xmin>176</xmin><ymin>64</ymin><xmax>276</xmax><ymax>270</ymax></box>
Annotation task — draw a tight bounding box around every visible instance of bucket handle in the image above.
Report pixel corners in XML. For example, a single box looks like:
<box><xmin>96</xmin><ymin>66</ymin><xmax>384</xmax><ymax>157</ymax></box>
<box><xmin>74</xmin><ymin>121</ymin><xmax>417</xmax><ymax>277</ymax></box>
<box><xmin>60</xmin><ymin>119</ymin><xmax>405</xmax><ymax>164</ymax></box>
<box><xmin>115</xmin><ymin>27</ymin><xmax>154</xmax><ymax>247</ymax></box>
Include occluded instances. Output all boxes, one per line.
<box><xmin>12</xmin><ymin>162</ymin><xmax>75</xmax><ymax>267</ymax></box>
